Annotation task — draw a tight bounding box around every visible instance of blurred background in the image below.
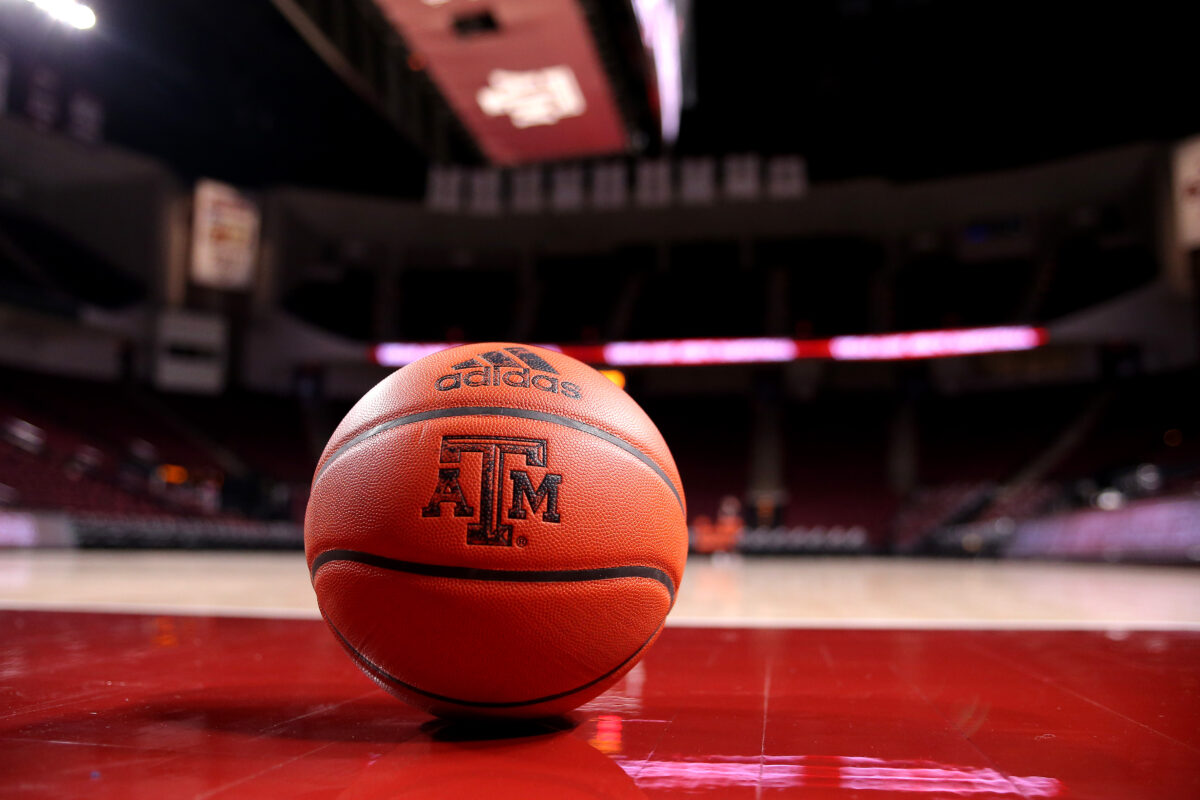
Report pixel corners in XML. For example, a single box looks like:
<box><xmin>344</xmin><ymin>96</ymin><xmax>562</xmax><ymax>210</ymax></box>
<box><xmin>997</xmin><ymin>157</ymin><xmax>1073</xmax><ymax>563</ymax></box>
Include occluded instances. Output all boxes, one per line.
<box><xmin>0</xmin><ymin>0</ymin><xmax>1198</xmax><ymax>565</ymax></box>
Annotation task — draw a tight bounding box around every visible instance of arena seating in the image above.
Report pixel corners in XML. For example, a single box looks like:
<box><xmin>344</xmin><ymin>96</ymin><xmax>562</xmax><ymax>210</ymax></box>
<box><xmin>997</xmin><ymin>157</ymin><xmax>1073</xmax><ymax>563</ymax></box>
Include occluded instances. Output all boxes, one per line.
<box><xmin>154</xmin><ymin>392</ymin><xmax>315</xmax><ymax>483</ymax></box>
<box><xmin>779</xmin><ymin>394</ymin><xmax>897</xmax><ymax>539</ymax></box>
<box><xmin>1</xmin><ymin>356</ymin><xmax>1193</xmax><ymax>554</ymax></box>
<box><xmin>1048</xmin><ymin>372</ymin><xmax>1198</xmax><ymax>481</ymax></box>
<box><xmin>0</xmin><ymin>366</ymin><xmax>310</xmax><ymax>523</ymax></box>
<box><xmin>0</xmin><ymin>439</ymin><xmax>163</xmax><ymax>514</ymax></box>
<box><xmin>978</xmin><ymin>482</ymin><xmax>1061</xmax><ymax>521</ymax></box>
<box><xmin>644</xmin><ymin>395</ymin><xmax>751</xmax><ymax>524</ymax></box>
<box><xmin>890</xmin><ymin>482</ymin><xmax>994</xmax><ymax>551</ymax></box>
<box><xmin>668</xmin><ymin>373</ymin><xmax>1198</xmax><ymax>555</ymax></box>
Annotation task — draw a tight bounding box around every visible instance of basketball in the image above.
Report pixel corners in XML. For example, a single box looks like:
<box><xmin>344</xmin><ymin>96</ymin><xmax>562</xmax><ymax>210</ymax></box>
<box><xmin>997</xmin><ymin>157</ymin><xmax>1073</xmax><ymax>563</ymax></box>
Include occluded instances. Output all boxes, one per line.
<box><xmin>303</xmin><ymin>343</ymin><xmax>688</xmax><ymax>717</ymax></box>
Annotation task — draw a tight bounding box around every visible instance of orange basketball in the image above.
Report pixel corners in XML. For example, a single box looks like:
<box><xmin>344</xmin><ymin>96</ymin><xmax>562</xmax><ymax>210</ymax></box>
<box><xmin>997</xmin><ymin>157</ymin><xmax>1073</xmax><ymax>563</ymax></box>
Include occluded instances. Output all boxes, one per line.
<box><xmin>304</xmin><ymin>343</ymin><xmax>687</xmax><ymax>718</ymax></box>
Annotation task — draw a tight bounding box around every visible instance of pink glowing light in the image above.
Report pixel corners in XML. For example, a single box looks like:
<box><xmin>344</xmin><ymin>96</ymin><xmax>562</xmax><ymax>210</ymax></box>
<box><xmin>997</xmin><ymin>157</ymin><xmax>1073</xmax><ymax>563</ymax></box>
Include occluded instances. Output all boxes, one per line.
<box><xmin>615</xmin><ymin>754</ymin><xmax>1061</xmax><ymax>795</ymax></box>
<box><xmin>372</xmin><ymin>342</ymin><xmax>561</xmax><ymax>367</ymax></box>
<box><xmin>372</xmin><ymin>342</ymin><xmax>455</xmax><ymax>367</ymax></box>
<box><xmin>370</xmin><ymin>327</ymin><xmax>1047</xmax><ymax>367</ymax></box>
<box><xmin>601</xmin><ymin>337</ymin><xmax>798</xmax><ymax>366</ymax></box>
<box><xmin>828</xmin><ymin>326</ymin><xmax>1045</xmax><ymax>361</ymax></box>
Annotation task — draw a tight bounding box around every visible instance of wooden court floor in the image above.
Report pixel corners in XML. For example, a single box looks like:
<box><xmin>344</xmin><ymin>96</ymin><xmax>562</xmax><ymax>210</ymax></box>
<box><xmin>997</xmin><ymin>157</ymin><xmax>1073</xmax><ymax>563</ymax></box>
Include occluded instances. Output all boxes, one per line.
<box><xmin>1</xmin><ymin>552</ymin><xmax>1198</xmax><ymax>798</ymax></box>
<box><xmin>0</xmin><ymin>551</ymin><xmax>1197</xmax><ymax>629</ymax></box>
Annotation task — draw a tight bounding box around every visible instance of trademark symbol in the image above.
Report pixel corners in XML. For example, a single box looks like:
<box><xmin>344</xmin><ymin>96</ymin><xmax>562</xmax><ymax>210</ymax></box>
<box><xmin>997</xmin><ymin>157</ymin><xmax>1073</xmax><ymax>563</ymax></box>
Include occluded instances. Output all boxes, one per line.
<box><xmin>516</xmin><ymin>536</ymin><xmax>528</xmax><ymax>548</ymax></box>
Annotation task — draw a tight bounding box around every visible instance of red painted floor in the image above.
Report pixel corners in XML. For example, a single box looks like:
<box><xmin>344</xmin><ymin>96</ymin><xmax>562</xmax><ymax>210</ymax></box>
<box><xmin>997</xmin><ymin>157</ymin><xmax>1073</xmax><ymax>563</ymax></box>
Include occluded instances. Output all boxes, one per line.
<box><xmin>0</xmin><ymin>611</ymin><xmax>1197</xmax><ymax>798</ymax></box>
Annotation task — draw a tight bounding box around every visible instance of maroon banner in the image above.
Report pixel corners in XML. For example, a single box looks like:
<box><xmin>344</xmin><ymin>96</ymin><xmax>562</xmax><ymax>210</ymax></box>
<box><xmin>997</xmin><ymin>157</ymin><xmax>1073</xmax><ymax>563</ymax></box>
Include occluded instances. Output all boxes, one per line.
<box><xmin>375</xmin><ymin>0</ymin><xmax>628</xmax><ymax>165</ymax></box>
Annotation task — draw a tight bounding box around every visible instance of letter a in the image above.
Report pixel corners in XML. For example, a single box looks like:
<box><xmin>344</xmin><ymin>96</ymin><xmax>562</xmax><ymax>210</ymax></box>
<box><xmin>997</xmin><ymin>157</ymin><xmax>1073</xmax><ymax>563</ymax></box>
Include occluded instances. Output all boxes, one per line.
<box><xmin>422</xmin><ymin>468</ymin><xmax>474</xmax><ymax>517</ymax></box>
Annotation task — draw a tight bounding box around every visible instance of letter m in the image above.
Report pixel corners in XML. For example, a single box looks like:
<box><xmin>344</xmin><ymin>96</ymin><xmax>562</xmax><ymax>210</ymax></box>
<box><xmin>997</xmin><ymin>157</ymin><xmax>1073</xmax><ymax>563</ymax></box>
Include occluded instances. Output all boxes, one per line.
<box><xmin>507</xmin><ymin>471</ymin><xmax>562</xmax><ymax>523</ymax></box>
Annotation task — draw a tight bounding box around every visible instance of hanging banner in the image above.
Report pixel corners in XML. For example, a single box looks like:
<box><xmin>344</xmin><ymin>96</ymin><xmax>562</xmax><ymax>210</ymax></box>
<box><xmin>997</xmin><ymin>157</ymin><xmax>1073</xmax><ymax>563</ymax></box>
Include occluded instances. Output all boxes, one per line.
<box><xmin>1174</xmin><ymin>135</ymin><xmax>1200</xmax><ymax>249</ymax></box>
<box><xmin>190</xmin><ymin>179</ymin><xmax>261</xmax><ymax>290</ymax></box>
<box><xmin>373</xmin><ymin>0</ymin><xmax>627</xmax><ymax>165</ymax></box>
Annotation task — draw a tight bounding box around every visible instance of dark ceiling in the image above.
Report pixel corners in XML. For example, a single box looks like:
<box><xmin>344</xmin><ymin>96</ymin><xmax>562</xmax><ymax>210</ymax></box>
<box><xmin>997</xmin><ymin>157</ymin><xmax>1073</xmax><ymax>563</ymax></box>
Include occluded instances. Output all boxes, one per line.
<box><xmin>0</xmin><ymin>0</ymin><xmax>427</xmax><ymax>196</ymax></box>
<box><xmin>678</xmin><ymin>0</ymin><xmax>1200</xmax><ymax>181</ymax></box>
<box><xmin>1</xmin><ymin>0</ymin><xmax>1197</xmax><ymax>195</ymax></box>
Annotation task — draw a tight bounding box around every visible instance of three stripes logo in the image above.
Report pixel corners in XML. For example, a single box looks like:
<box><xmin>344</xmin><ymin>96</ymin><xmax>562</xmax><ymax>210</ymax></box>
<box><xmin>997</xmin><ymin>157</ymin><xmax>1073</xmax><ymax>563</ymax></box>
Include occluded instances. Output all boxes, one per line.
<box><xmin>435</xmin><ymin>346</ymin><xmax>581</xmax><ymax>399</ymax></box>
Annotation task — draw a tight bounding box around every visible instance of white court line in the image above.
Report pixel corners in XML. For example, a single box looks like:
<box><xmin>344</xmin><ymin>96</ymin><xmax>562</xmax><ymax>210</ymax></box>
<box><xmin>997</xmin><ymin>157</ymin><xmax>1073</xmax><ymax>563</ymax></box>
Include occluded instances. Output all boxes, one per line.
<box><xmin>665</xmin><ymin>615</ymin><xmax>1200</xmax><ymax>632</ymax></box>
<box><xmin>2</xmin><ymin>599</ymin><xmax>1199</xmax><ymax>632</ymax></box>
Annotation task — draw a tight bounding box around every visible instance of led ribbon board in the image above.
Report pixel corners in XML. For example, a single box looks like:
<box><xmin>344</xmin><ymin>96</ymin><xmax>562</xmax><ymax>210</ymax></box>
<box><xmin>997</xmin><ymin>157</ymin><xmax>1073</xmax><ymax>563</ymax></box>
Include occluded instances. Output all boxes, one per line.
<box><xmin>373</xmin><ymin>327</ymin><xmax>1048</xmax><ymax>367</ymax></box>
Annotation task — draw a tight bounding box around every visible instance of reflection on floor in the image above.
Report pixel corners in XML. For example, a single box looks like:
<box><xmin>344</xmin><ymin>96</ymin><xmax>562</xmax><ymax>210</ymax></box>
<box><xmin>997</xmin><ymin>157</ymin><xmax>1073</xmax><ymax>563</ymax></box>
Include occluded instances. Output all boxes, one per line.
<box><xmin>1</xmin><ymin>610</ymin><xmax>1197</xmax><ymax>798</ymax></box>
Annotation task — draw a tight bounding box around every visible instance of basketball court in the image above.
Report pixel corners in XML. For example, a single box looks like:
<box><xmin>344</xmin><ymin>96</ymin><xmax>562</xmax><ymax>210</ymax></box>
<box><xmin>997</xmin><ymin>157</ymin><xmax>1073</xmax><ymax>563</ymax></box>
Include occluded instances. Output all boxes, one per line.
<box><xmin>2</xmin><ymin>552</ymin><xmax>1198</xmax><ymax>797</ymax></box>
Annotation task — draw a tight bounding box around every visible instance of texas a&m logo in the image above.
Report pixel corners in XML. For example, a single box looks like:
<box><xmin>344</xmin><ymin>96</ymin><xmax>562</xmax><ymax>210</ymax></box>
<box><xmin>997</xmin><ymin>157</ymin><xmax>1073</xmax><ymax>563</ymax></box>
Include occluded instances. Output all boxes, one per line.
<box><xmin>435</xmin><ymin>346</ymin><xmax>581</xmax><ymax>399</ymax></box>
<box><xmin>422</xmin><ymin>435</ymin><xmax>562</xmax><ymax>547</ymax></box>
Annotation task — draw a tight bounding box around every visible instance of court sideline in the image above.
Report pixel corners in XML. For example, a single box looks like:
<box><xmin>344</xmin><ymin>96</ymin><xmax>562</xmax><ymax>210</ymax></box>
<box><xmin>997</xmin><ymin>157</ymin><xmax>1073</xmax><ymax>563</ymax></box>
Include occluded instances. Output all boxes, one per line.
<box><xmin>1</xmin><ymin>551</ymin><xmax>1197</xmax><ymax>629</ymax></box>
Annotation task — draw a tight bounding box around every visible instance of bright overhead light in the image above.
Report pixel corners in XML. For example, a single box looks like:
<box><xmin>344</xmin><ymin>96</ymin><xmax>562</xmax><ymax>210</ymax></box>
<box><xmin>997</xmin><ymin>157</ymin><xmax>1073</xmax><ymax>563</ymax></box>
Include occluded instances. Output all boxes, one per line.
<box><xmin>71</xmin><ymin>4</ymin><xmax>95</xmax><ymax>29</ymax></box>
<box><xmin>631</xmin><ymin>0</ymin><xmax>683</xmax><ymax>143</ymax></box>
<box><xmin>24</xmin><ymin>0</ymin><xmax>96</xmax><ymax>30</ymax></box>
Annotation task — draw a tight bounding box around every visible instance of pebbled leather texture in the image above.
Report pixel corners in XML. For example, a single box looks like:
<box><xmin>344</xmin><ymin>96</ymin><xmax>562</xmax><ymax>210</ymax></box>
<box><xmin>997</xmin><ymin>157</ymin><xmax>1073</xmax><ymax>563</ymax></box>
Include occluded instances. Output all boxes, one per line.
<box><xmin>305</xmin><ymin>343</ymin><xmax>688</xmax><ymax>717</ymax></box>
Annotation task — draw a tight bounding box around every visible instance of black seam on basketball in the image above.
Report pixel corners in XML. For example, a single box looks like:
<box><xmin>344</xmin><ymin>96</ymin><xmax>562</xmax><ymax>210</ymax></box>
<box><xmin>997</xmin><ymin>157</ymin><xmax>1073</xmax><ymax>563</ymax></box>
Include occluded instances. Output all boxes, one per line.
<box><xmin>313</xmin><ymin>406</ymin><xmax>682</xmax><ymax>509</ymax></box>
<box><xmin>311</xmin><ymin>548</ymin><xmax>676</xmax><ymax>601</ymax></box>
<box><xmin>323</xmin><ymin>610</ymin><xmax>664</xmax><ymax>709</ymax></box>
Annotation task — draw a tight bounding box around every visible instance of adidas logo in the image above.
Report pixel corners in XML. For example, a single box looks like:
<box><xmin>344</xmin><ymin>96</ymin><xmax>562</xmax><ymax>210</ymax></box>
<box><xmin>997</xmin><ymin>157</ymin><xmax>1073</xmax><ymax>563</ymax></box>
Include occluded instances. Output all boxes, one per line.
<box><xmin>435</xmin><ymin>346</ymin><xmax>582</xmax><ymax>399</ymax></box>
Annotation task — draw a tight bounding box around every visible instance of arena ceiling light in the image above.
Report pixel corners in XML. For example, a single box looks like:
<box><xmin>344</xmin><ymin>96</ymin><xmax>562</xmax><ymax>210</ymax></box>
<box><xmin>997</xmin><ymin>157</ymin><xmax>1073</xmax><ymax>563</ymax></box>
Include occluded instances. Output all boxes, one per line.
<box><xmin>372</xmin><ymin>326</ymin><xmax>1048</xmax><ymax>367</ymax></box>
<box><xmin>17</xmin><ymin>0</ymin><xmax>95</xmax><ymax>29</ymax></box>
<box><xmin>631</xmin><ymin>0</ymin><xmax>684</xmax><ymax>143</ymax></box>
